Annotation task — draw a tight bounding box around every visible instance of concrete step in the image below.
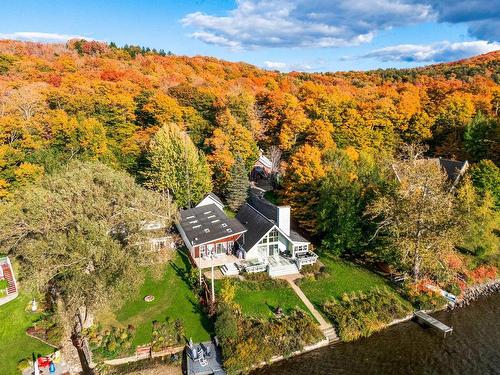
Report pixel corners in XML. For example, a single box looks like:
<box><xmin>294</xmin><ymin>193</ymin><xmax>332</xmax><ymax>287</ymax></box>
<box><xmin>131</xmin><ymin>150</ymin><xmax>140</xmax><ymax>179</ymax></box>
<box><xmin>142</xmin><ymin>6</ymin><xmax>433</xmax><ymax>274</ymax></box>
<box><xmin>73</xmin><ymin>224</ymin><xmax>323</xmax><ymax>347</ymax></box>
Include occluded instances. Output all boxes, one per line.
<box><xmin>322</xmin><ymin>326</ymin><xmax>338</xmax><ymax>342</ymax></box>
<box><xmin>220</xmin><ymin>263</ymin><xmax>239</xmax><ymax>276</ymax></box>
<box><xmin>268</xmin><ymin>264</ymin><xmax>299</xmax><ymax>277</ymax></box>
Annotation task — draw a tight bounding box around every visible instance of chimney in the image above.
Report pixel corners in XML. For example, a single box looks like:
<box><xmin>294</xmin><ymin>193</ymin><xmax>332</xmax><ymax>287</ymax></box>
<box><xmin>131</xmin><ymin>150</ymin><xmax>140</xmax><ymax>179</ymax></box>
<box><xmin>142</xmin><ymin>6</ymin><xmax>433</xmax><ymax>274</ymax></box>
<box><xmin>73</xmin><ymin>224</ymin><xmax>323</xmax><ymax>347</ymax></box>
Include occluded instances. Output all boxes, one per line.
<box><xmin>277</xmin><ymin>206</ymin><xmax>290</xmax><ymax>236</ymax></box>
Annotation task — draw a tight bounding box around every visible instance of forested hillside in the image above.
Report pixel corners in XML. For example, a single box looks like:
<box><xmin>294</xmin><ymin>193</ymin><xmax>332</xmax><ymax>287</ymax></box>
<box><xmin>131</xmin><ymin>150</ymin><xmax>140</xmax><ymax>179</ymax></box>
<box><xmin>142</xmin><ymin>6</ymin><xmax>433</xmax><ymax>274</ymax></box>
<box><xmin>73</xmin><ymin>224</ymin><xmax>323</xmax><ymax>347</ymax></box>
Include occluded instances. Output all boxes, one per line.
<box><xmin>0</xmin><ymin>39</ymin><xmax>498</xmax><ymax>194</ymax></box>
<box><xmin>0</xmin><ymin>40</ymin><xmax>498</xmax><ymax>277</ymax></box>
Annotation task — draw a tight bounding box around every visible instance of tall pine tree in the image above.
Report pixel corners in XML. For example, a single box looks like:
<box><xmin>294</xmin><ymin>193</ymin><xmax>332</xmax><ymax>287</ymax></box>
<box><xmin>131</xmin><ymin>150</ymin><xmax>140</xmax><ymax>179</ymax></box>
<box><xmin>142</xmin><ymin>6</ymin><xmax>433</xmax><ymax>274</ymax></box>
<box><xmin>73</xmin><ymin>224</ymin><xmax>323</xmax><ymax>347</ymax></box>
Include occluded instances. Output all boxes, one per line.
<box><xmin>226</xmin><ymin>157</ymin><xmax>250</xmax><ymax>212</ymax></box>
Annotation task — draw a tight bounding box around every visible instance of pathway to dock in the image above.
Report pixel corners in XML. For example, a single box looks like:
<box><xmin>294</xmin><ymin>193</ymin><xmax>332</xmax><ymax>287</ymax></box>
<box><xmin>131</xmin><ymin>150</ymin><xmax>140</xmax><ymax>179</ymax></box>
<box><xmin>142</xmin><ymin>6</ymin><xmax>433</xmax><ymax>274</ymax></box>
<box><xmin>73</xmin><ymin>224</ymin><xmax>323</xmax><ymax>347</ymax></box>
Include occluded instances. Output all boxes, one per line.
<box><xmin>280</xmin><ymin>275</ymin><xmax>339</xmax><ymax>342</ymax></box>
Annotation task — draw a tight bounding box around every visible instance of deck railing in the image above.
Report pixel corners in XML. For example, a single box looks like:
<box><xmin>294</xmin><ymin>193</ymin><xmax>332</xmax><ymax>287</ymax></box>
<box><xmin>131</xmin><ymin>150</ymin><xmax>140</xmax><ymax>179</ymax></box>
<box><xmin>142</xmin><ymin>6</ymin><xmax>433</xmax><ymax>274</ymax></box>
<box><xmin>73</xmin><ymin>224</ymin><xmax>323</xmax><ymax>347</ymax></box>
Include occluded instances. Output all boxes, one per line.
<box><xmin>295</xmin><ymin>252</ymin><xmax>318</xmax><ymax>268</ymax></box>
<box><xmin>244</xmin><ymin>263</ymin><xmax>268</xmax><ymax>273</ymax></box>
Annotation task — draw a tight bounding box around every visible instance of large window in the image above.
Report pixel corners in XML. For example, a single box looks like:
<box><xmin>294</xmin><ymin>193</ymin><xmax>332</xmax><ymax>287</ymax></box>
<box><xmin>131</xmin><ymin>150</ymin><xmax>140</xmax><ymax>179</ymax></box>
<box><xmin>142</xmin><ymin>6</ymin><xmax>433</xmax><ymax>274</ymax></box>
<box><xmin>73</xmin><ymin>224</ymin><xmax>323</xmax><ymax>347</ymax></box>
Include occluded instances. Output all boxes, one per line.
<box><xmin>216</xmin><ymin>242</ymin><xmax>227</xmax><ymax>254</ymax></box>
<box><xmin>268</xmin><ymin>229</ymin><xmax>279</xmax><ymax>243</ymax></box>
<box><xmin>294</xmin><ymin>244</ymin><xmax>308</xmax><ymax>254</ymax></box>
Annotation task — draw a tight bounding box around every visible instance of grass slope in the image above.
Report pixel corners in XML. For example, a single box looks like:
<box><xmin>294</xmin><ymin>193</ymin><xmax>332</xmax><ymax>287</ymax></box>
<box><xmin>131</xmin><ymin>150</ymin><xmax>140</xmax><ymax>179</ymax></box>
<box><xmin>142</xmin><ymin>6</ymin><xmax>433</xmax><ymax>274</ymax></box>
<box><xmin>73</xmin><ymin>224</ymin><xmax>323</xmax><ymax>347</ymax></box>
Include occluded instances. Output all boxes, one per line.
<box><xmin>216</xmin><ymin>278</ymin><xmax>310</xmax><ymax>319</ymax></box>
<box><xmin>103</xmin><ymin>251</ymin><xmax>212</xmax><ymax>348</ymax></box>
<box><xmin>0</xmin><ymin>293</ymin><xmax>53</xmax><ymax>375</ymax></box>
<box><xmin>299</xmin><ymin>256</ymin><xmax>403</xmax><ymax>310</ymax></box>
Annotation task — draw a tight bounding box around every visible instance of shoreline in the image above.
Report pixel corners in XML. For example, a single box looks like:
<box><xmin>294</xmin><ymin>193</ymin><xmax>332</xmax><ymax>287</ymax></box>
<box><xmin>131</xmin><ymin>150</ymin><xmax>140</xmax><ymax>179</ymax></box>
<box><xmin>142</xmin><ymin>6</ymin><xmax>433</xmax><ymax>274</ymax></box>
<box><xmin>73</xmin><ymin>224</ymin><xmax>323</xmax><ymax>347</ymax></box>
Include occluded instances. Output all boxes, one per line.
<box><xmin>102</xmin><ymin>279</ymin><xmax>500</xmax><ymax>374</ymax></box>
<box><xmin>251</xmin><ymin>278</ymin><xmax>500</xmax><ymax>373</ymax></box>
<box><xmin>453</xmin><ymin>278</ymin><xmax>500</xmax><ymax>308</ymax></box>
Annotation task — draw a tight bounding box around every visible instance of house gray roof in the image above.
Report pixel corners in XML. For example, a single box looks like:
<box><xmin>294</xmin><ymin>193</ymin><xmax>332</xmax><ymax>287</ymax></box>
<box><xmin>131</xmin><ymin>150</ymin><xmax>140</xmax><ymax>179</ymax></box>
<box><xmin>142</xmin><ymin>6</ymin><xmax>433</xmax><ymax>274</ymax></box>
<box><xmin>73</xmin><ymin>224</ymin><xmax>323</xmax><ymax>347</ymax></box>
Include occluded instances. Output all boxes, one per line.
<box><xmin>236</xmin><ymin>194</ymin><xmax>310</xmax><ymax>249</ymax></box>
<box><xmin>289</xmin><ymin>229</ymin><xmax>308</xmax><ymax>243</ymax></box>
<box><xmin>236</xmin><ymin>203</ymin><xmax>275</xmax><ymax>251</ymax></box>
<box><xmin>248</xmin><ymin>194</ymin><xmax>277</xmax><ymax>221</ymax></box>
<box><xmin>178</xmin><ymin>204</ymin><xmax>246</xmax><ymax>246</ymax></box>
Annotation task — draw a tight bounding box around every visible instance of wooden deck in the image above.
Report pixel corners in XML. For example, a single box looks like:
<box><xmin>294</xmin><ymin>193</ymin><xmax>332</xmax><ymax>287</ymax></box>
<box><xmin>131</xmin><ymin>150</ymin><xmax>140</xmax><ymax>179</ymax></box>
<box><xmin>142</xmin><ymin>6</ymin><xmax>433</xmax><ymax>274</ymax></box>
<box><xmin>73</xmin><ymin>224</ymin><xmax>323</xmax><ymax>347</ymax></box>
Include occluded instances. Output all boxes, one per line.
<box><xmin>192</xmin><ymin>253</ymin><xmax>241</xmax><ymax>269</ymax></box>
<box><xmin>414</xmin><ymin>311</ymin><xmax>453</xmax><ymax>337</ymax></box>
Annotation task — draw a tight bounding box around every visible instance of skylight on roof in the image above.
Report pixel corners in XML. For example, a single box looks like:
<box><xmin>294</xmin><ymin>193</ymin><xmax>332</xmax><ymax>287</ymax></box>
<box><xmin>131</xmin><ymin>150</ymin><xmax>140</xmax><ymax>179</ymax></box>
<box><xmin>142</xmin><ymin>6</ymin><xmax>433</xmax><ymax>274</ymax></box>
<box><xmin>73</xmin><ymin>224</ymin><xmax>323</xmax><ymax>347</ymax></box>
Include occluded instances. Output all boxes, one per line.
<box><xmin>186</xmin><ymin>215</ymin><xmax>195</xmax><ymax>219</ymax></box>
<box><xmin>189</xmin><ymin>220</ymin><xmax>198</xmax><ymax>224</ymax></box>
<box><xmin>221</xmin><ymin>223</ymin><xmax>227</xmax><ymax>228</ymax></box>
<box><xmin>204</xmin><ymin>228</ymin><xmax>210</xmax><ymax>233</ymax></box>
<box><xmin>226</xmin><ymin>228</ymin><xmax>233</xmax><ymax>233</ymax></box>
<box><xmin>207</xmin><ymin>215</ymin><xmax>216</xmax><ymax>219</ymax></box>
<box><xmin>192</xmin><ymin>225</ymin><xmax>201</xmax><ymax>229</ymax></box>
<box><xmin>203</xmin><ymin>211</ymin><xmax>212</xmax><ymax>215</ymax></box>
<box><xmin>211</xmin><ymin>219</ymin><xmax>220</xmax><ymax>223</ymax></box>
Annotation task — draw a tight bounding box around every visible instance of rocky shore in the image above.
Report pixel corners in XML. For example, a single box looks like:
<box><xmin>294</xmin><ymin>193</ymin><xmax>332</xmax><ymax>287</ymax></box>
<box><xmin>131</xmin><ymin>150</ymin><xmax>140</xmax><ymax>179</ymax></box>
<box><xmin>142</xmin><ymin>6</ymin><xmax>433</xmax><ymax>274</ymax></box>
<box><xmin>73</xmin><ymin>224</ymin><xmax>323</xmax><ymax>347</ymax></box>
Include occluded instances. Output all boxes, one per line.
<box><xmin>454</xmin><ymin>279</ymin><xmax>500</xmax><ymax>308</ymax></box>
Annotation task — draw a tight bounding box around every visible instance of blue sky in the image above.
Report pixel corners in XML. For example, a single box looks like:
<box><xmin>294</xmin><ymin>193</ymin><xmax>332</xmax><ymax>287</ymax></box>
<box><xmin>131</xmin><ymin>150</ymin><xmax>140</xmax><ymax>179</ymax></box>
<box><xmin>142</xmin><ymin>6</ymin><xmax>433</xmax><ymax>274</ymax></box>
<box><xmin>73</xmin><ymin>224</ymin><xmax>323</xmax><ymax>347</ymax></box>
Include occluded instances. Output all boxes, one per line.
<box><xmin>1</xmin><ymin>0</ymin><xmax>499</xmax><ymax>72</ymax></box>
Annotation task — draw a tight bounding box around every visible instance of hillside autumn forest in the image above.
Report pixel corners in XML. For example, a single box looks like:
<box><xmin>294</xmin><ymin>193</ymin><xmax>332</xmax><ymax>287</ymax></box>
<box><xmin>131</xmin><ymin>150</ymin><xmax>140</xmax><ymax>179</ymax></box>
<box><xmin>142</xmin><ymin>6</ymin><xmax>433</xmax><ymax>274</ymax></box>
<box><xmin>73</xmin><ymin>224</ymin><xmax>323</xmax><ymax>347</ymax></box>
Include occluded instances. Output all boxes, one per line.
<box><xmin>0</xmin><ymin>39</ymin><xmax>499</xmax><ymax>287</ymax></box>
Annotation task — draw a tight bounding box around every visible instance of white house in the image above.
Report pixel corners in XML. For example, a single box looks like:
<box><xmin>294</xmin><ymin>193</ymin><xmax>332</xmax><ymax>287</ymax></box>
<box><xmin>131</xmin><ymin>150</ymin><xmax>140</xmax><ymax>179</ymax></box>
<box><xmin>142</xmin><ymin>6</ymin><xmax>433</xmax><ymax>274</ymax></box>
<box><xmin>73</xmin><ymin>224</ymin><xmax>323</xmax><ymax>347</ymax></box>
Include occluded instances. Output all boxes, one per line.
<box><xmin>235</xmin><ymin>195</ymin><xmax>317</xmax><ymax>277</ymax></box>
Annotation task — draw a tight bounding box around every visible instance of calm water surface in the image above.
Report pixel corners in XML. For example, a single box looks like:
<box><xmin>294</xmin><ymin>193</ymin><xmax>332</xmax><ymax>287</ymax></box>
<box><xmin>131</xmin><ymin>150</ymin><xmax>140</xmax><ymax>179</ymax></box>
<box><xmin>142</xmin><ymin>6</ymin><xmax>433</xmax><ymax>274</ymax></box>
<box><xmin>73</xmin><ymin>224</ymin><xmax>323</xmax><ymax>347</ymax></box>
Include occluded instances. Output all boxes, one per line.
<box><xmin>252</xmin><ymin>293</ymin><xmax>500</xmax><ymax>375</ymax></box>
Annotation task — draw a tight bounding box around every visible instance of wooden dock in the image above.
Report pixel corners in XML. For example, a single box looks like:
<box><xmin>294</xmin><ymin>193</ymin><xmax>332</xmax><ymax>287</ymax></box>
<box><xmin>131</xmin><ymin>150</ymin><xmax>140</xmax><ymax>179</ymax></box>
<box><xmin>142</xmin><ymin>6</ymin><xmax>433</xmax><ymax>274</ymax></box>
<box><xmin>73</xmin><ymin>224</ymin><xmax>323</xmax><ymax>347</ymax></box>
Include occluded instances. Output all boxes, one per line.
<box><xmin>414</xmin><ymin>311</ymin><xmax>453</xmax><ymax>337</ymax></box>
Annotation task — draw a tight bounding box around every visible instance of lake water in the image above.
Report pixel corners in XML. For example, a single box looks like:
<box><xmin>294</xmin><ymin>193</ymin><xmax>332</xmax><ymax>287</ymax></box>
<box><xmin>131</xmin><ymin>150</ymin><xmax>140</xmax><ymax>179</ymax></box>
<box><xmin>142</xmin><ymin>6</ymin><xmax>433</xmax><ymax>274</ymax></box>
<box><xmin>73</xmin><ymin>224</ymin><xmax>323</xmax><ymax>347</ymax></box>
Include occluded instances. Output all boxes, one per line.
<box><xmin>252</xmin><ymin>293</ymin><xmax>500</xmax><ymax>375</ymax></box>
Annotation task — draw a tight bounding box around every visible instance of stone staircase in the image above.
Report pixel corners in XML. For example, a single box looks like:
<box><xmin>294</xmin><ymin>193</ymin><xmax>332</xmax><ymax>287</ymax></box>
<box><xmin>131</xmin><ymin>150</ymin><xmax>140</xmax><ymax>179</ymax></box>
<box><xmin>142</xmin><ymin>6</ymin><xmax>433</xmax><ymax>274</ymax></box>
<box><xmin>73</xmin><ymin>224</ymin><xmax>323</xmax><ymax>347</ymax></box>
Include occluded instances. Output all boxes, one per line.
<box><xmin>220</xmin><ymin>263</ymin><xmax>240</xmax><ymax>276</ymax></box>
<box><xmin>322</xmin><ymin>325</ymin><xmax>339</xmax><ymax>343</ymax></box>
<box><xmin>0</xmin><ymin>257</ymin><xmax>18</xmax><ymax>306</ymax></box>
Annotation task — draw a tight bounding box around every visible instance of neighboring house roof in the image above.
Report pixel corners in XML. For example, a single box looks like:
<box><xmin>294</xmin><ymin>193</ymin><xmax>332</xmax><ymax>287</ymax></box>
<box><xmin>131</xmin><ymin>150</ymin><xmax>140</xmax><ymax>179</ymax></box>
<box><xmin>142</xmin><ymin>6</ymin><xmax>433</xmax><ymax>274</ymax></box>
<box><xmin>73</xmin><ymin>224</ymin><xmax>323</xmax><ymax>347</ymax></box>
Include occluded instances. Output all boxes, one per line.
<box><xmin>433</xmin><ymin>158</ymin><xmax>469</xmax><ymax>184</ymax></box>
<box><xmin>207</xmin><ymin>192</ymin><xmax>224</xmax><ymax>207</ymax></box>
<box><xmin>178</xmin><ymin>204</ymin><xmax>246</xmax><ymax>246</ymax></box>
<box><xmin>236</xmin><ymin>203</ymin><xmax>275</xmax><ymax>251</ymax></box>
<box><xmin>257</xmin><ymin>154</ymin><xmax>272</xmax><ymax>169</ymax></box>
<box><xmin>393</xmin><ymin>158</ymin><xmax>469</xmax><ymax>186</ymax></box>
<box><xmin>196</xmin><ymin>192</ymin><xmax>224</xmax><ymax>210</ymax></box>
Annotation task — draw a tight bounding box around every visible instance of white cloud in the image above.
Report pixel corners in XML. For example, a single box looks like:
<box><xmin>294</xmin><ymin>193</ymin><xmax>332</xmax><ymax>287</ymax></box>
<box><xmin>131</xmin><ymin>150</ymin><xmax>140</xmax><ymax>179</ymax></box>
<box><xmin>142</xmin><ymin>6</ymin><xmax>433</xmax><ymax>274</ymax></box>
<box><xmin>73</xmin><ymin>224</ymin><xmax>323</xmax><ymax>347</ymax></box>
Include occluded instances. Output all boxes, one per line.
<box><xmin>361</xmin><ymin>41</ymin><xmax>500</xmax><ymax>62</ymax></box>
<box><xmin>263</xmin><ymin>61</ymin><xmax>288</xmax><ymax>69</ymax></box>
<box><xmin>0</xmin><ymin>31</ymin><xmax>92</xmax><ymax>42</ymax></box>
<box><xmin>182</xmin><ymin>0</ymin><xmax>434</xmax><ymax>50</ymax></box>
<box><xmin>262</xmin><ymin>59</ymin><xmax>326</xmax><ymax>72</ymax></box>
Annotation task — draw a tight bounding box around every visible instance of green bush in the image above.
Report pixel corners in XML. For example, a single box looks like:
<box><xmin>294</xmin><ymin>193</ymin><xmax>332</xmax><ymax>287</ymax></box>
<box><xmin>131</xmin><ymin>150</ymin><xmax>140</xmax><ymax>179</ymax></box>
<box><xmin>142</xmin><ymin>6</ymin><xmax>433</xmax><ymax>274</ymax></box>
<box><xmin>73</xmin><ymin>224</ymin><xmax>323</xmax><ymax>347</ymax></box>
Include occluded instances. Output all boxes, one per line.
<box><xmin>242</xmin><ymin>273</ymin><xmax>287</xmax><ymax>290</ymax></box>
<box><xmin>322</xmin><ymin>287</ymin><xmax>411</xmax><ymax>342</ymax></box>
<box><xmin>0</xmin><ymin>279</ymin><xmax>8</xmax><ymax>290</ymax></box>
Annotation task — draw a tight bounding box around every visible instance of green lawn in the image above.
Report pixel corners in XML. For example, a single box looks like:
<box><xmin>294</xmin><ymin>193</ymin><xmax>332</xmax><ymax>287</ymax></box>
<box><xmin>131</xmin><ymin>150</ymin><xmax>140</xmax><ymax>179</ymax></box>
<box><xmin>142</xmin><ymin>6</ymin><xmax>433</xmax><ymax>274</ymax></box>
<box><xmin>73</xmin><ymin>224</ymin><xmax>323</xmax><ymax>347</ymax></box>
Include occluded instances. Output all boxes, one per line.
<box><xmin>0</xmin><ymin>293</ymin><xmax>53</xmax><ymax>375</ymax></box>
<box><xmin>299</xmin><ymin>256</ymin><xmax>403</xmax><ymax>310</ymax></box>
<box><xmin>216</xmin><ymin>278</ymin><xmax>310</xmax><ymax>319</ymax></box>
<box><xmin>102</xmin><ymin>251</ymin><xmax>212</xmax><ymax>348</ymax></box>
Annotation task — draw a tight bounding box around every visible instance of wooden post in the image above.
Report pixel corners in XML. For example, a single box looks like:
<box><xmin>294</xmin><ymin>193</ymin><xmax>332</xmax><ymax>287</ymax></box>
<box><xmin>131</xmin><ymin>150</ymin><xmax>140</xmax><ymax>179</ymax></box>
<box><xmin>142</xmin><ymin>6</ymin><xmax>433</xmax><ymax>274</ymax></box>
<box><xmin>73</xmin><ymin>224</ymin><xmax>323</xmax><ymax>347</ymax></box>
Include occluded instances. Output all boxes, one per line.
<box><xmin>211</xmin><ymin>255</ymin><xmax>215</xmax><ymax>303</ymax></box>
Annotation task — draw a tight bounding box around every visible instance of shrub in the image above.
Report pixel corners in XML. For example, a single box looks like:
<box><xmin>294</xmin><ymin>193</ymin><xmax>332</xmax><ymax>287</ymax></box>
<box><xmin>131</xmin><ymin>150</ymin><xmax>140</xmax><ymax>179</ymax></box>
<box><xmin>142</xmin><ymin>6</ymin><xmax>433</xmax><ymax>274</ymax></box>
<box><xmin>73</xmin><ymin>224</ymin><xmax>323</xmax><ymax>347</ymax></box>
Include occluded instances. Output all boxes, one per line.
<box><xmin>216</xmin><ymin>301</ymin><xmax>323</xmax><ymax>374</ymax></box>
<box><xmin>215</xmin><ymin>302</ymin><xmax>239</xmax><ymax>342</ymax></box>
<box><xmin>0</xmin><ymin>279</ymin><xmax>8</xmax><ymax>290</ymax></box>
<box><xmin>242</xmin><ymin>273</ymin><xmax>287</xmax><ymax>290</ymax></box>
<box><xmin>300</xmin><ymin>262</ymin><xmax>324</xmax><ymax>276</ymax></box>
<box><xmin>323</xmin><ymin>287</ymin><xmax>411</xmax><ymax>342</ymax></box>
<box><xmin>151</xmin><ymin>318</ymin><xmax>185</xmax><ymax>352</ymax></box>
<box><xmin>403</xmin><ymin>280</ymin><xmax>448</xmax><ymax>310</ymax></box>
<box><xmin>85</xmin><ymin>324</ymin><xmax>136</xmax><ymax>359</ymax></box>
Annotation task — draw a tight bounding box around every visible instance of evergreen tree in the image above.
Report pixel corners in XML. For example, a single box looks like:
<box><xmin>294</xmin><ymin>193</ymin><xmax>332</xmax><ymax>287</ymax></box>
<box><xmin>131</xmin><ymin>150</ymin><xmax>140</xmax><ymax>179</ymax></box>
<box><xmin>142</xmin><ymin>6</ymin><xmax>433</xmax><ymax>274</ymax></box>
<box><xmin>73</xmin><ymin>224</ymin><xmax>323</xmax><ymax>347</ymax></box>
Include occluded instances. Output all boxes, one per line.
<box><xmin>145</xmin><ymin>123</ymin><xmax>212</xmax><ymax>208</ymax></box>
<box><xmin>226</xmin><ymin>157</ymin><xmax>249</xmax><ymax>211</ymax></box>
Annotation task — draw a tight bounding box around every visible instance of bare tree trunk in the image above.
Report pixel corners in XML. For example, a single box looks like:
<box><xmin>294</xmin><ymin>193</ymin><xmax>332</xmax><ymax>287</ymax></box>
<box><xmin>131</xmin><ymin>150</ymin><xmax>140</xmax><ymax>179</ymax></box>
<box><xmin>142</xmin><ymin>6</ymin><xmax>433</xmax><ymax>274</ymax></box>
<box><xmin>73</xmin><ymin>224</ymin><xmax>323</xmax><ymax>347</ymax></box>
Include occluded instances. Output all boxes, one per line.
<box><xmin>413</xmin><ymin>252</ymin><xmax>421</xmax><ymax>281</ymax></box>
<box><xmin>71</xmin><ymin>330</ymin><xmax>94</xmax><ymax>375</ymax></box>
